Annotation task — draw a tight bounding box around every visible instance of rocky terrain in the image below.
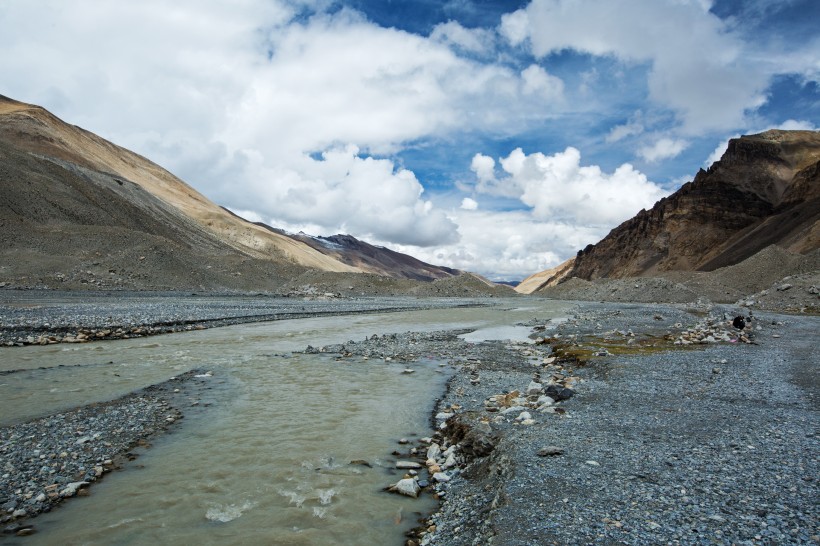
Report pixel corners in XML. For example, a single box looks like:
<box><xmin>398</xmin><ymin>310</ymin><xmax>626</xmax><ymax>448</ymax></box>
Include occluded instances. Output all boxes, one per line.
<box><xmin>0</xmin><ymin>369</ymin><xmax>222</xmax><ymax>536</ymax></box>
<box><xmin>310</xmin><ymin>303</ymin><xmax>818</xmax><ymax>545</ymax></box>
<box><xmin>568</xmin><ymin>130</ymin><xmax>820</xmax><ymax>281</ymax></box>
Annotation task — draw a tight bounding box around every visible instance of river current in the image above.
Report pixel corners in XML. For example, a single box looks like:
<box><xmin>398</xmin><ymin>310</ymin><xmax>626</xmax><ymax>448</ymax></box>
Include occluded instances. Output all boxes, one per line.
<box><xmin>0</xmin><ymin>298</ymin><xmax>571</xmax><ymax>545</ymax></box>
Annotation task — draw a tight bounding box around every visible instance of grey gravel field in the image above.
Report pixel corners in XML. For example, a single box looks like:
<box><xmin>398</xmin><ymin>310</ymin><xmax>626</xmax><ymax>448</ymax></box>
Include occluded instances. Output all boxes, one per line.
<box><xmin>411</xmin><ymin>302</ymin><xmax>819</xmax><ymax>546</ymax></box>
<box><xmin>0</xmin><ymin>290</ymin><xmax>487</xmax><ymax>347</ymax></box>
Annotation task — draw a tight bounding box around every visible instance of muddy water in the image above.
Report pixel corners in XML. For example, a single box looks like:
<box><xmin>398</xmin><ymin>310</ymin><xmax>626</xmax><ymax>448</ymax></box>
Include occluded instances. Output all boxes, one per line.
<box><xmin>0</xmin><ymin>298</ymin><xmax>571</xmax><ymax>545</ymax></box>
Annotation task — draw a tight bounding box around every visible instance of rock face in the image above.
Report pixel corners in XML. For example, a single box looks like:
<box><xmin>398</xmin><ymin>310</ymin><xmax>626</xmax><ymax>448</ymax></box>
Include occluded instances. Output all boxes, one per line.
<box><xmin>568</xmin><ymin>130</ymin><xmax>820</xmax><ymax>281</ymax></box>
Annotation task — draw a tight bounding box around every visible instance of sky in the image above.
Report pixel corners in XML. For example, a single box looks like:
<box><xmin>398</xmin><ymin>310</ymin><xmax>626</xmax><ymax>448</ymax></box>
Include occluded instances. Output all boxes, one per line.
<box><xmin>1</xmin><ymin>0</ymin><xmax>818</xmax><ymax>281</ymax></box>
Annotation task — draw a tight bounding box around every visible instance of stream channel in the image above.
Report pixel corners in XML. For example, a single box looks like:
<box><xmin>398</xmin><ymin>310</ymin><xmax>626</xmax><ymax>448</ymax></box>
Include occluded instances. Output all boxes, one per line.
<box><xmin>0</xmin><ymin>298</ymin><xmax>572</xmax><ymax>545</ymax></box>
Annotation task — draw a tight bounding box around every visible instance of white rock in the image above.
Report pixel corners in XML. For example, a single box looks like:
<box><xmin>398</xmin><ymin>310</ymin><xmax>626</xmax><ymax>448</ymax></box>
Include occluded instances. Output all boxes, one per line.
<box><xmin>520</xmin><ymin>419</ymin><xmax>536</xmax><ymax>426</ymax></box>
<box><xmin>515</xmin><ymin>411</ymin><xmax>532</xmax><ymax>422</ymax></box>
<box><xmin>526</xmin><ymin>381</ymin><xmax>543</xmax><ymax>395</ymax></box>
<box><xmin>500</xmin><ymin>405</ymin><xmax>526</xmax><ymax>415</ymax></box>
<box><xmin>396</xmin><ymin>461</ymin><xmax>422</xmax><ymax>469</ymax></box>
<box><xmin>435</xmin><ymin>412</ymin><xmax>454</xmax><ymax>421</ymax></box>
<box><xmin>60</xmin><ymin>481</ymin><xmax>88</xmax><ymax>497</ymax></box>
<box><xmin>585</xmin><ymin>460</ymin><xmax>600</xmax><ymax>466</ymax></box>
<box><xmin>442</xmin><ymin>453</ymin><xmax>457</xmax><ymax>469</ymax></box>
<box><xmin>536</xmin><ymin>395</ymin><xmax>555</xmax><ymax>407</ymax></box>
<box><xmin>426</xmin><ymin>443</ymin><xmax>441</xmax><ymax>460</ymax></box>
<box><xmin>389</xmin><ymin>478</ymin><xmax>420</xmax><ymax>498</ymax></box>
<box><xmin>432</xmin><ymin>472</ymin><xmax>451</xmax><ymax>483</ymax></box>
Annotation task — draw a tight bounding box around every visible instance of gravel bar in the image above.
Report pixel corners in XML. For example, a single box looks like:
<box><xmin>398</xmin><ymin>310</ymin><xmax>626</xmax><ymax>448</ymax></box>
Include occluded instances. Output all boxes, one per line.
<box><xmin>0</xmin><ymin>291</ymin><xmax>487</xmax><ymax>347</ymax></box>
<box><xmin>0</xmin><ymin>369</ymin><xmax>223</xmax><ymax>536</ymax></box>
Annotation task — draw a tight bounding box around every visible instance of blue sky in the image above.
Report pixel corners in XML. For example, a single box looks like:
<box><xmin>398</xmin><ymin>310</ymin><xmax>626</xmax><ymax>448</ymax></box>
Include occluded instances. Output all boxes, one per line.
<box><xmin>1</xmin><ymin>0</ymin><xmax>818</xmax><ymax>280</ymax></box>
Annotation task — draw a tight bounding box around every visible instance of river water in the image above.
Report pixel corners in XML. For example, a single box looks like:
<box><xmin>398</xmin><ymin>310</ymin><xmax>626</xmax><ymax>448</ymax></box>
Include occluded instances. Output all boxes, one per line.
<box><xmin>0</xmin><ymin>298</ymin><xmax>571</xmax><ymax>545</ymax></box>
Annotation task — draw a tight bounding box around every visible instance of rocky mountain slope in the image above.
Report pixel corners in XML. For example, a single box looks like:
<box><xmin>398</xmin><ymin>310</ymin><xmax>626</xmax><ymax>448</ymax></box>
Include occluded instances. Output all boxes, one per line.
<box><xmin>567</xmin><ymin>129</ymin><xmax>820</xmax><ymax>281</ymax></box>
<box><xmin>0</xmin><ymin>95</ymin><xmax>459</xmax><ymax>292</ymax></box>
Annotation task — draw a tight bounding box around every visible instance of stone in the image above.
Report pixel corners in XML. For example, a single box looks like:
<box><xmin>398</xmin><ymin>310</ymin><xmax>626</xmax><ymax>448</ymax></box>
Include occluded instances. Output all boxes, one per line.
<box><xmin>388</xmin><ymin>478</ymin><xmax>420</xmax><ymax>498</ymax></box>
<box><xmin>526</xmin><ymin>381</ymin><xmax>543</xmax><ymax>395</ymax></box>
<box><xmin>435</xmin><ymin>412</ymin><xmax>454</xmax><ymax>421</ymax></box>
<box><xmin>537</xmin><ymin>446</ymin><xmax>564</xmax><ymax>456</ymax></box>
<box><xmin>59</xmin><ymin>481</ymin><xmax>88</xmax><ymax>497</ymax></box>
<box><xmin>544</xmin><ymin>384</ymin><xmax>575</xmax><ymax>401</ymax></box>
<box><xmin>442</xmin><ymin>453</ymin><xmax>457</xmax><ymax>469</ymax></box>
<box><xmin>426</xmin><ymin>443</ymin><xmax>441</xmax><ymax>460</ymax></box>
<box><xmin>515</xmin><ymin>411</ymin><xmax>532</xmax><ymax>422</ymax></box>
<box><xmin>396</xmin><ymin>461</ymin><xmax>422</xmax><ymax>470</ymax></box>
<box><xmin>432</xmin><ymin>472</ymin><xmax>451</xmax><ymax>483</ymax></box>
<box><xmin>536</xmin><ymin>395</ymin><xmax>555</xmax><ymax>407</ymax></box>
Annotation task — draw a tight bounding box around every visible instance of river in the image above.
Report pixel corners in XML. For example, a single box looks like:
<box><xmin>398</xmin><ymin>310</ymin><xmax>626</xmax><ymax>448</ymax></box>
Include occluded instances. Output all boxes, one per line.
<box><xmin>0</xmin><ymin>298</ymin><xmax>572</xmax><ymax>545</ymax></box>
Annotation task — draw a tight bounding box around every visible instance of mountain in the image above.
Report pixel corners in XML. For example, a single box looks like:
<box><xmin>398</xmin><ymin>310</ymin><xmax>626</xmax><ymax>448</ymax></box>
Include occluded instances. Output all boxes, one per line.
<box><xmin>514</xmin><ymin>257</ymin><xmax>575</xmax><ymax>294</ymax></box>
<box><xmin>565</xmin><ymin>129</ymin><xmax>820</xmax><ymax>281</ymax></box>
<box><xmin>0</xmin><ymin>95</ymin><xmax>457</xmax><ymax>291</ymax></box>
<box><xmin>286</xmin><ymin>232</ymin><xmax>461</xmax><ymax>281</ymax></box>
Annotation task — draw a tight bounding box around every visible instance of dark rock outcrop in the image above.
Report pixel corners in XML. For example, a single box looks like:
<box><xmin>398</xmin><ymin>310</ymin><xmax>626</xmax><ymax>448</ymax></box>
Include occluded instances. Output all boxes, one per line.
<box><xmin>568</xmin><ymin>130</ymin><xmax>820</xmax><ymax>281</ymax></box>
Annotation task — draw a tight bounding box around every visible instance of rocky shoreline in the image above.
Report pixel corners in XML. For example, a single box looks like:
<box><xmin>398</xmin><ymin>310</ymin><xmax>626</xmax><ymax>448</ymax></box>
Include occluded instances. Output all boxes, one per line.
<box><xmin>314</xmin><ymin>302</ymin><xmax>818</xmax><ymax>545</ymax></box>
<box><xmin>0</xmin><ymin>369</ymin><xmax>222</xmax><ymax>537</ymax></box>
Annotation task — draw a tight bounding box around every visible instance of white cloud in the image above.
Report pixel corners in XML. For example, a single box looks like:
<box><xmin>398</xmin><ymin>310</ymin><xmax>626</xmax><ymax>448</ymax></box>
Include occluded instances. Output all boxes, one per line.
<box><xmin>520</xmin><ymin>64</ymin><xmax>564</xmax><ymax>100</ymax></box>
<box><xmin>606</xmin><ymin>120</ymin><xmax>644</xmax><ymax>143</ymax></box>
<box><xmin>472</xmin><ymin>147</ymin><xmax>669</xmax><ymax>226</ymax></box>
<box><xmin>391</xmin><ymin>209</ymin><xmax>602</xmax><ymax>280</ymax></box>
<box><xmin>500</xmin><ymin>0</ymin><xmax>772</xmax><ymax>134</ymax></box>
<box><xmin>430</xmin><ymin>20</ymin><xmax>495</xmax><ymax>55</ymax></box>
<box><xmin>637</xmin><ymin>138</ymin><xmax>689</xmax><ymax>163</ymax></box>
<box><xmin>777</xmin><ymin>119</ymin><xmax>818</xmax><ymax>131</ymax></box>
<box><xmin>460</xmin><ymin>197</ymin><xmax>479</xmax><ymax>210</ymax></box>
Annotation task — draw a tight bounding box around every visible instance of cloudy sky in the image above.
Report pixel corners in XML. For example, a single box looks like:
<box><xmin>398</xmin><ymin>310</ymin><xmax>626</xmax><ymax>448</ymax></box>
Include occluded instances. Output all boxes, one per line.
<box><xmin>2</xmin><ymin>0</ymin><xmax>818</xmax><ymax>280</ymax></box>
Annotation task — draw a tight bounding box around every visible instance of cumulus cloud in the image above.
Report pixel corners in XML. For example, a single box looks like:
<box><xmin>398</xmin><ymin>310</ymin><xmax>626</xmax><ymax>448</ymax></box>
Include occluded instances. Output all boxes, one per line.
<box><xmin>500</xmin><ymin>0</ymin><xmax>771</xmax><ymax>134</ymax></box>
<box><xmin>637</xmin><ymin>138</ymin><xmax>689</xmax><ymax>163</ymax></box>
<box><xmin>430</xmin><ymin>20</ymin><xmax>496</xmax><ymax>55</ymax></box>
<box><xmin>460</xmin><ymin>197</ymin><xmax>479</xmax><ymax>210</ymax></box>
<box><xmin>471</xmin><ymin>147</ymin><xmax>669</xmax><ymax>225</ymax></box>
<box><xmin>391</xmin><ymin>209</ymin><xmax>602</xmax><ymax>280</ymax></box>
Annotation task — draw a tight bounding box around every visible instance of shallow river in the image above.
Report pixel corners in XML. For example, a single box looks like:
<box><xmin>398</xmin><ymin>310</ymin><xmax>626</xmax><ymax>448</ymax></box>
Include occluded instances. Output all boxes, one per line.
<box><xmin>0</xmin><ymin>298</ymin><xmax>571</xmax><ymax>545</ymax></box>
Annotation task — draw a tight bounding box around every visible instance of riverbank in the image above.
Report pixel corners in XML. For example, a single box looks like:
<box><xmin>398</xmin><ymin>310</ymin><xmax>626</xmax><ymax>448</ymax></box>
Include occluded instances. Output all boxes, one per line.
<box><xmin>410</xmin><ymin>302</ymin><xmax>819</xmax><ymax>545</ymax></box>
<box><xmin>0</xmin><ymin>369</ymin><xmax>224</xmax><ymax>536</ymax></box>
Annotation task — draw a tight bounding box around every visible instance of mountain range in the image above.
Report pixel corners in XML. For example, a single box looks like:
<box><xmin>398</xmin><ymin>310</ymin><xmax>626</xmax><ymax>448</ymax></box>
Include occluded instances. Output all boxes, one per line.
<box><xmin>0</xmin><ymin>95</ymin><xmax>460</xmax><ymax>292</ymax></box>
<box><xmin>518</xmin><ymin>129</ymin><xmax>820</xmax><ymax>297</ymax></box>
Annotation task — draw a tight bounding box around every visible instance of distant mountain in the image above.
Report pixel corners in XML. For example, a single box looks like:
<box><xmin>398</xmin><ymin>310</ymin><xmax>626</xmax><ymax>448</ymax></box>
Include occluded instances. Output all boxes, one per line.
<box><xmin>514</xmin><ymin>257</ymin><xmax>575</xmax><ymax>294</ymax></box>
<box><xmin>0</xmin><ymin>95</ymin><xmax>458</xmax><ymax>291</ymax></box>
<box><xmin>556</xmin><ymin>130</ymin><xmax>820</xmax><ymax>283</ymax></box>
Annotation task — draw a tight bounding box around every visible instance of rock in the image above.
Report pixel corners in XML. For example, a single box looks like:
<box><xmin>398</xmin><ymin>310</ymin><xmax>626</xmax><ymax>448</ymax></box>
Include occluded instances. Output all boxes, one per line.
<box><xmin>536</xmin><ymin>395</ymin><xmax>555</xmax><ymax>407</ymax></box>
<box><xmin>432</xmin><ymin>472</ymin><xmax>451</xmax><ymax>483</ymax></box>
<box><xmin>777</xmin><ymin>283</ymin><xmax>793</xmax><ymax>291</ymax></box>
<box><xmin>59</xmin><ymin>481</ymin><xmax>88</xmax><ymax>497</ymax></box>
<box><xmin>11</xmin><ymin>509</ymin><xmax>26</xmax><ymax>519</ymax></box>
<box><xmin>387</xmin><ymin>478</ymin><xmax>420</xmax><ymax>498</ymax></box>
<box><xmin>442</xmin><ymin>452</ymin><xmax>457</xmax><ymax>469</ymax></box>
<box><xmin>435</xmin><ymin>412</ymin><xmax>454</xmax><ymax>421</ymax></box>
<box><xmin>515</xmin><ymin>411</ymin><xmax>532</xmax><ymax>422</ymax></box>
<box><xmin>427</xmin><ymin>443</ymin><xmax>441</xmax><ymax>460</ymax></box>
<box><xmin>16</xmin><ymin>527</ymin><xmax>35</xmax><ymax>537</ymax></box>
<box><xmin>537</xmin><ymin>446</ymin><xmax>564</xmax><ymax>456</ymax></box>
<box><xmin>732</xmin><ymin>316</ymin><xmax>746</xmax><ymax>329</ymax></box>
<box><xmin>545</xmin><ymin>384</ymin><xmax>575</xmax><ymax>401</ymax></box>
<box><xmin>526</xmin><ymin>381</ymin><xmax>543</xmax><ymax>395</ymax></box>
<box><xmin>401</xmin><ymin>369</ymin><xmax>415</xmax><ymax>374</ymax></box>
<box><xmin>396</xmin><ymin>461</ymin><xmax>422</xmax><ymax>470</ymax></box>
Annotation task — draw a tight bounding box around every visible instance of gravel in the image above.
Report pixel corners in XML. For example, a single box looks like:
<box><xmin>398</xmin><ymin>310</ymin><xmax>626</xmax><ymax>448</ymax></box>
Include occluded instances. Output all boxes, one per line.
<box><xmin>0</xmin><ymin>291</ymin><xmax>488</xmax><ymax>347</ymax></box>
<box><xmin>1</xmin><ymin>294</ymin><xmax>817</xmax><ymax>544</ymax></box>
<box><xmin>408</xmin><ymin>302</ymin><xmax>819</xmax><ymax>545</ymax></box>
<box><xmin>0</xmin><ymin>369</ymin><xmax>221</xmax><ymax>534</ymax></box>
